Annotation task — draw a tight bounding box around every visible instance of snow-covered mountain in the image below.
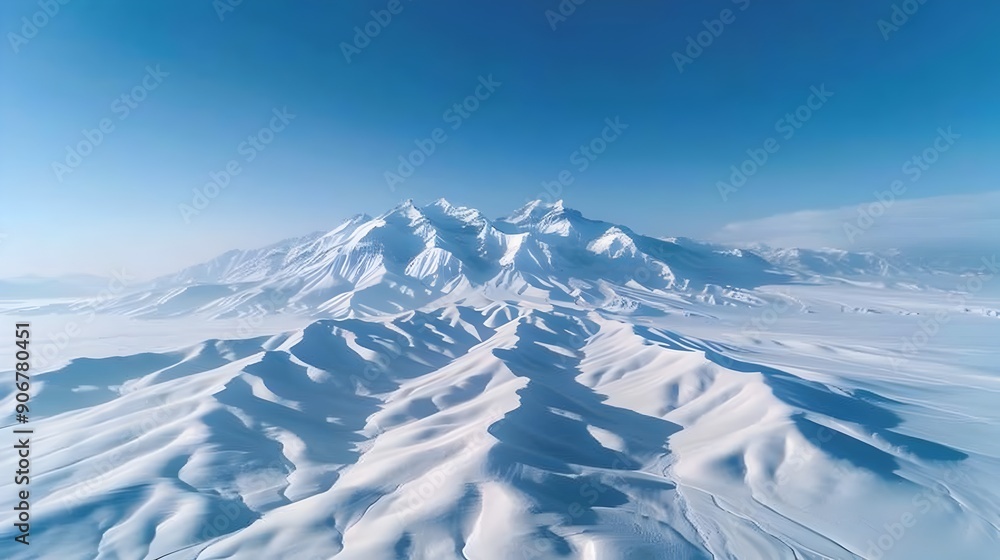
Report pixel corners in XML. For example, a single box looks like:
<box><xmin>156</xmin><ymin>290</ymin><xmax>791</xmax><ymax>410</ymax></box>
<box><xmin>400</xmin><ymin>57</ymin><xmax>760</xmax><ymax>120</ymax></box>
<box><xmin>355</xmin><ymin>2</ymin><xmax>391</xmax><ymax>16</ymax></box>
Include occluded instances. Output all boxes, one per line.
<box><xmin>18</xmin><ymin>200</ymin><xmax>984</xmax><ymax>322</ymax></box>
<box><xmin>2</xmin><ymin>200</ymin><xmax>998</xmax><ymax>559</ymax></box>
<box><xmin>117</xmin><ymin>199</ymin><xmax>789</xmax><ymax>319</ymax></box>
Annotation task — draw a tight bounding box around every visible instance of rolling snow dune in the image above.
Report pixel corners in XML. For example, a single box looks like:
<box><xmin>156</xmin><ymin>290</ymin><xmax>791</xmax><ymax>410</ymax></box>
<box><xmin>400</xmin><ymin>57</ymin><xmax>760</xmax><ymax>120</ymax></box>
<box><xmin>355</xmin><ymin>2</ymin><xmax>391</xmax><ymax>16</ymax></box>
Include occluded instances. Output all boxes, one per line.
<box><xmin>1</xmin><ymin>303</ymin><xmax>998</xmax><ymax>559</ymax></box>
<box><xmin>1</xmin><ymin>200</ymin><xmax>998</xmax><ymax>559</ymax></box>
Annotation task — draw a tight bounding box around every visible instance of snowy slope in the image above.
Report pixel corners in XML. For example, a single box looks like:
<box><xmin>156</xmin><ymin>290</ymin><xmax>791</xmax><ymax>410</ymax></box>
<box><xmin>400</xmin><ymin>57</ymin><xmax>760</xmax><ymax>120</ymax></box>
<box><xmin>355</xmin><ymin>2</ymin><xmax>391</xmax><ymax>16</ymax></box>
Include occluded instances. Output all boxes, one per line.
<box><xmin>20</xmin><ymin>200</ymin><xmax>982</xmax><ymax>324</ymax></box>
<box><xmin>1</xmin><ymin>200</ymin><xmax>998</xmax><ymax>559</ymax></box>
<box><xmin>30</xmin><ymin>200</ymin><xmax>793</xmax><ymax>320</ymax></box>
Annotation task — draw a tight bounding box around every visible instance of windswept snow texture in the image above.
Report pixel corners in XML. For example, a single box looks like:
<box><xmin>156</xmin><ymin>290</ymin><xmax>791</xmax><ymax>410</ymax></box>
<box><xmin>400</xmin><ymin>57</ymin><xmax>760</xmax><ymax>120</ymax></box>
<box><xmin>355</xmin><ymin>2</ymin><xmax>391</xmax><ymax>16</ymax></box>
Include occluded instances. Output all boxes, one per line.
<box><xmin>1</xmin><ymin>200</ymin><xmax>999</xmax><ymax>560</ymax></box>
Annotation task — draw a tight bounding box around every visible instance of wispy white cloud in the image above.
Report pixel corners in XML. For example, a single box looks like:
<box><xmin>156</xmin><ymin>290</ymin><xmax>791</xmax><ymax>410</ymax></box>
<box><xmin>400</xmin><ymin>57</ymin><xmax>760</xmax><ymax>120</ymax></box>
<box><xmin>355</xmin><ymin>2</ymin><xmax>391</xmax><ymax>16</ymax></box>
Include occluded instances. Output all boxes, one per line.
<box><xmin>711</xmin><ymin>191</ymin><xmax>1000</xmax><ymax>252</ymax></box>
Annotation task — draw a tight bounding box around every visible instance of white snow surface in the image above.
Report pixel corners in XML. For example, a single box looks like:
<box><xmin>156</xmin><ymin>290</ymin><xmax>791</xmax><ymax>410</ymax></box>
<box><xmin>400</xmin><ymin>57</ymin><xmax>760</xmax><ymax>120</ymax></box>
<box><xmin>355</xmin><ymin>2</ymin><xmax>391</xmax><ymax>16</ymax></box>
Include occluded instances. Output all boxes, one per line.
<box><xmin>1</xmin><ymin>200</ymin><xmax>998</xmax><ymax>559</ymax></box>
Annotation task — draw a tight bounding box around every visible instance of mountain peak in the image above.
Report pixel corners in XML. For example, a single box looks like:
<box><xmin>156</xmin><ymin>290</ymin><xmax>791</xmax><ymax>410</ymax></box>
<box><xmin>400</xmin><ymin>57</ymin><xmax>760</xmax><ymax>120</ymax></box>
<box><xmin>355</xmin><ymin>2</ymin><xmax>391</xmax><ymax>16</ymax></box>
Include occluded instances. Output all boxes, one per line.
<box><xmin>504</xmin><ymin>199</ymin><xmax>572</xmax><ymax>224</ymax></box>
<box><xmin>138</xmin><ymin>198</ymin><xmax>813</xmax><ymax>317</ymax></box>
<box><xmin>426</xmin><ymin>197</ymin><xmax>454</xmax><ymax>210</ymax></box>
<box><xmin>382</xmin><ymin>198</ymin><xmax>426</xmax><ymax>221</ymax></box>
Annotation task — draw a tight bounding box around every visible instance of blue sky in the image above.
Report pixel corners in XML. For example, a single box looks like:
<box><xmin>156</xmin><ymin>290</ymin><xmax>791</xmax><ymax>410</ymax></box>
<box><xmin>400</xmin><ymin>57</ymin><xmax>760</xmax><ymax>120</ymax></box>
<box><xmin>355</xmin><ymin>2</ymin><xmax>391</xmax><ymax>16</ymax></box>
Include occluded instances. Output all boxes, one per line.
<box><xmin>1</xmin><ymin>0</ymin><xmax>998</xmax><ymax>278</ymax></box>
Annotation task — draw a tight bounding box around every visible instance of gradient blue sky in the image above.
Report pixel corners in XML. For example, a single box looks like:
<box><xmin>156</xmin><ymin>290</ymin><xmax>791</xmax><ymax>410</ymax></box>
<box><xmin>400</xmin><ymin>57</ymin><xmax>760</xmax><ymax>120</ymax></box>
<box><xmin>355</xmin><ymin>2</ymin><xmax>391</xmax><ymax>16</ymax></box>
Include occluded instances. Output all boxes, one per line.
<box><xmin>2</xmin><ymin>0</ymin><xmax>998</xmax><ymax>278</ymax></box>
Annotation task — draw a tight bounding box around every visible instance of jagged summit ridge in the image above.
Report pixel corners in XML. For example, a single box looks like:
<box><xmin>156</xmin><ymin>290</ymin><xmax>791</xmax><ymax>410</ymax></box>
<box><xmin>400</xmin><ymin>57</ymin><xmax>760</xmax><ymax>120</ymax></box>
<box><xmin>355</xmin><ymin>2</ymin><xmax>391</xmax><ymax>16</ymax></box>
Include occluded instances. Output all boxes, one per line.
<box><xmin>38</xmin><ymin>198</ymin><xmax>962</xmax><ymax>321</ymax></box>
<box><xmin>126</xmin><ymin>199</ymin><xmax>790</xmax><ymax>318</ymax></box>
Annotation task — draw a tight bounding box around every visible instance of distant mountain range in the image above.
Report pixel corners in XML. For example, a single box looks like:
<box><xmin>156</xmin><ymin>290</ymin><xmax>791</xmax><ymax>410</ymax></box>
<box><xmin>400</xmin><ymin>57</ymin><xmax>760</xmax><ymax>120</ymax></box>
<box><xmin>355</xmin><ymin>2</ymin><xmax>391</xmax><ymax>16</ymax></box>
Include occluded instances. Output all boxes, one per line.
<box><xmin>9</xmin><ymin>199</ymin><xmax>984</xmax><ymax>319</ymax></box>
<box><xmin>3</xmin><ymin>199</ymin><xmax>997</xmax><ymax>559</ymax></box>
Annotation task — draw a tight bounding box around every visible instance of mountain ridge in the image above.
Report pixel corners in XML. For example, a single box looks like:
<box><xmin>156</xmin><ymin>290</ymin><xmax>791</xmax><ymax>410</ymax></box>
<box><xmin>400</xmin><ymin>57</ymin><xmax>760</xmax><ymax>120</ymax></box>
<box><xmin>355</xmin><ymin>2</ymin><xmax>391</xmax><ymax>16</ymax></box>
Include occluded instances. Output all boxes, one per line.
<box><xmin>10</xmin><ymin>200</ymin><xmax>986</xmax><ymax>321</ymax></box>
